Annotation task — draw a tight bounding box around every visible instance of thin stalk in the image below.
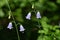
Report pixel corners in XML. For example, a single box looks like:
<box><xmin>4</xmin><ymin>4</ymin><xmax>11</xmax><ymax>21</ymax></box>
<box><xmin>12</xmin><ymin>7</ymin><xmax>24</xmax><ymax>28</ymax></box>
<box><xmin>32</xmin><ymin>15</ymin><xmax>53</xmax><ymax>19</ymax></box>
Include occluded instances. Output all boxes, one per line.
<box><xmin>32</xmin><ymin>3</ymin><xmax>41</xmax><ymax>28</ymax></box>
<box><xmin>37</xmin><ymin>19</ymin><xmax>41</xmax><ymax>28</ymax></box>
<box><xmin>34</xmin><ymin>10</ymin><xmax>41</xmax><ymax>28</ymax></box>
<box><xmin>6</xmin><ymin>0</ymin><xmax>20</xmax><ymax>40</ymax></box>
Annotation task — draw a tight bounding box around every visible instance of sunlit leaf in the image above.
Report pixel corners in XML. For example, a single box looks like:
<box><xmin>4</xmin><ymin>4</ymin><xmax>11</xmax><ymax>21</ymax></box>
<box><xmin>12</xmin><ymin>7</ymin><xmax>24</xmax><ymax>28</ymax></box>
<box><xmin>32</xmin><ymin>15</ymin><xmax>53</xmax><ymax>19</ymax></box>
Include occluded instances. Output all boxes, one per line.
<box><xmin>0</xmin><ymin>9</ymin><xmax>5</xmax><ymax>17</ymax></box>
<box><xmin>0</xmin><ymin>0</ymin><xmax>6</xmax><ymax>7</ymax></box>
<box><xmin>57</xmin><ymin>0</ymin><xmax>60</xmax><ymax>4</ymax></box>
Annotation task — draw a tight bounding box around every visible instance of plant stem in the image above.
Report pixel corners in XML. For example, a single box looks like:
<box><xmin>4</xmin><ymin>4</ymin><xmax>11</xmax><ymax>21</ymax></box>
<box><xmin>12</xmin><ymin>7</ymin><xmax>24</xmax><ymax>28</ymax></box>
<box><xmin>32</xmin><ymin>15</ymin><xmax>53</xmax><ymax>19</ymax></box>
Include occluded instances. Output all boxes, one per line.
<box><xmin>34</xmin><ymin>10</ymin><xmax>41</xmax><ymax>28</ymax></box>
<box><xmin>37</xmin><ymin>19</ymin><xmax>41</xmax><ymax>28</ymax></box>
<box><xmin>6</xmin><ymin>0</ymin><xmax>20</xmax><ymax>40</ymax></box>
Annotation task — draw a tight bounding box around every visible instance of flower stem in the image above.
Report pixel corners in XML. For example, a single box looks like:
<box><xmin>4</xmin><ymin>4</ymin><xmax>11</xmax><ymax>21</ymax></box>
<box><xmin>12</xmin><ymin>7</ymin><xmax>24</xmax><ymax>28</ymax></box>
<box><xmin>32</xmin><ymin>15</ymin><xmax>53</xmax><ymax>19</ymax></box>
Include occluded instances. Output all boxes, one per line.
<box><xmin>6</xmin><ymin>0</ymin><xmax>20</xmax><ymax>40</ymax></box>
<box><xmin>34</xmin><ymin>10</ymin><xmax>41</xmax><ymax>28</ymax></box>
<box><xmin>37</xmin><ymin>19</ymin><xmax>41</xmax><ymax>28</ymax></box>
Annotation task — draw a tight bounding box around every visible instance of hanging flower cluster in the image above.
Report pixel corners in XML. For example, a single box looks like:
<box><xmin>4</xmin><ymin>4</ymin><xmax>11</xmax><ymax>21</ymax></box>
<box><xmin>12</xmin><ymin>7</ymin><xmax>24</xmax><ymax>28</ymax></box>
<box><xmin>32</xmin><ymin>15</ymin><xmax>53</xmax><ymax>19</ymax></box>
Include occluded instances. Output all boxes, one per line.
<box><xmin>7</xmin><ymin>22</ymin><xmax>25</xmax><ymax>32</ymax></box>
<box><xmin>6</xmin><ymin>0</ymin><xmax>42</xmax><ymax>40</ymax></box>
<box><xmin>26</xmin><ymin>11</ymin><xmax>41</xmax><ymax>20</ymax></box>
<box><xmin>7</xmin><ymin>11</ymin><xmax>41</xmax><ymax>33</ymax></box>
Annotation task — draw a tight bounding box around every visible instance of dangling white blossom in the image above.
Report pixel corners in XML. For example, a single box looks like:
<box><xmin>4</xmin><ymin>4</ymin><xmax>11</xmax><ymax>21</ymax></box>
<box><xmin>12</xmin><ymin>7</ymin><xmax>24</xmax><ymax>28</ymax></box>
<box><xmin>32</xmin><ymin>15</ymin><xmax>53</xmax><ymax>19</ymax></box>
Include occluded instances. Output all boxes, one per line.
<box><xmin>36</xmin><ymin>11</ymin><xmax>41</xmax><ymax>19</ymax></box>
<box><xmin>19</xmin><ymin>25</ymin><xmax>25</xmax><ymax>32</ymax></box>
<box><xmin>26</xmin><ymin>12</ymin><xmax>31</xmax><ymax>20</ymax></box>
<box><xmin>7</xmin><ymin>22</ymin><xmax>13</xmax><ymax>29</ymax></box>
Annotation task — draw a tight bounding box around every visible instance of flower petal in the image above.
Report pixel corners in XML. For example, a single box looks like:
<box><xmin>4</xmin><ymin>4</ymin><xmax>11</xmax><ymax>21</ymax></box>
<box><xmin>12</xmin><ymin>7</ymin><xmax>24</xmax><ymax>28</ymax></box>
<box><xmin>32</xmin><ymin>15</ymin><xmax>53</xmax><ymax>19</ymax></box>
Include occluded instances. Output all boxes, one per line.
<box><xmin>7</xmin><ymin>22</ymin><xmax>13</xmax><ymax>29</ymax></box>
<box><xmin>20</xmin><ymin>25</ymin><xmax>25</xmax><ymax>32</ymax></box>
<box><xmin>36</xmin><ymin>11</ymin><xmax>41</xmax><ymax>19</ymax></box>
<box><xmin>26</xmin><ymin>12</ymin><xmax>31</xmax><ymax>20</ymax></box>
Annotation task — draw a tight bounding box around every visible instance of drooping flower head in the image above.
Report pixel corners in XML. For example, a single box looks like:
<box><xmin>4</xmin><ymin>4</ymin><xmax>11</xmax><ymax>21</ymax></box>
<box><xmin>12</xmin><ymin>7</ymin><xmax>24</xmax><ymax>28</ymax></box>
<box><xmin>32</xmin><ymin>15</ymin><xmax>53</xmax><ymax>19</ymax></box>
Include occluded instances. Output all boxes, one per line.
<box><xmin>36</xmin><ymin>11</ymin><xmax>41</xmax><ymax>19</ymax></box>
<box><xmin>26</xmin><ymin>12</ymin><xmax>31</xmax><ymax>20</ymax></box>
<box><xmin>19</xmin><ymin>25</ymin><xmax>25</xmax><ymax>32</ymax></box>
<box><xmin>7</xmin><ymin>22</ymin><xmax>13</xmax><ymax>29</ymax></box>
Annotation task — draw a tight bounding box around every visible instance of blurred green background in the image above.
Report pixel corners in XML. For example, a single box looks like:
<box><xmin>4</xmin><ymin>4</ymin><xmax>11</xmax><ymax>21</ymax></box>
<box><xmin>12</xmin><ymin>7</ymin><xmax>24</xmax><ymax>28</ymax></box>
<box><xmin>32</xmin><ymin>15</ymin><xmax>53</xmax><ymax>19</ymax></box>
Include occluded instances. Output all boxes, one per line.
<box><xmin>0</xmin><ymin>0</ymin><xmax>60</xmax><ymax>40</ymax></box>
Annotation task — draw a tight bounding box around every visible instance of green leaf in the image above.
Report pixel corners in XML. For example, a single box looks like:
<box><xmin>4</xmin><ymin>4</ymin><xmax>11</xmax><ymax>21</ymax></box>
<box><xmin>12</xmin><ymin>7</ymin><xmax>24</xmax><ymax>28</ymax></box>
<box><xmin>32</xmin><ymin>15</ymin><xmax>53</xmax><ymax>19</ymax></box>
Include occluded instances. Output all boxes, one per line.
<box><xmin>47</xmin><ymin>2</ymin><xmax>57</xmax><ymax>11</ymax></box>
<box><xmin>37</xmin><ymin>36</ymin><xmax>43</xmax><ymax>40</ymax></box>
<box><xmin>0</xmin><ymin>9</ymin><xmax>5</xmax><ymax>17</ymax></box>
<box><xmin>38</xmin><ymin>30</ymin><xmax>45</xmax><ymax>33</ymax></box>
<box><xmin>0</xmin><ymin>25</ymin><xmax>3</xmax><ymax>31</ymax></box>
<box><xmin>57</xmin><ymin>0</ymin><xmax>60</xmax><ymax>4</ymax></box>
<box><xmin>20</xmin><ymin>2</ymin><xmax>26</xmax><ymax>7</ymax></box>
<box><xmin>37</xmin><ymin>36</ymin><xmax>51</xmax><ymax>40</ymax></box>
<box><xmin>52</xmin><ymin>15</ymin><xmax>59</xmax><ymax>21</ymax></box>
<box><xmin>0</xmin><ymin>0</ymin><xmax>6</xmax><ymax>7</ymax></box>
<box><xmin>14</xmin><ymin>8</ymin><xmax>24</xmax><ymax>22</ymax></box>
<box><xmin>55</xmin><ymin>30</ymin><xmax>60</xmax><ymax>35</ymax></box>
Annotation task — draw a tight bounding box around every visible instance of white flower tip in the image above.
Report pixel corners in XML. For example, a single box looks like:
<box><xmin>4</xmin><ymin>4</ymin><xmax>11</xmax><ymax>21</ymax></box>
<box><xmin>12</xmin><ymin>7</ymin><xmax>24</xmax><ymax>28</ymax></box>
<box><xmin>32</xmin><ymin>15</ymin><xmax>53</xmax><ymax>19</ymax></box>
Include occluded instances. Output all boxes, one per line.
<box><xmin>20</xmin><ymin>28</ymin><xmax>25</xmax><ymax>31</ymax></box>
<box><xmin>7</xmin><ymin>26</ymin><xmax>13</xmax><ymax>29</ymax></box>
<box><xmin>26</xmin><ymin>17</ymin><xmax>31</xmax><ymax>20</ymax></box>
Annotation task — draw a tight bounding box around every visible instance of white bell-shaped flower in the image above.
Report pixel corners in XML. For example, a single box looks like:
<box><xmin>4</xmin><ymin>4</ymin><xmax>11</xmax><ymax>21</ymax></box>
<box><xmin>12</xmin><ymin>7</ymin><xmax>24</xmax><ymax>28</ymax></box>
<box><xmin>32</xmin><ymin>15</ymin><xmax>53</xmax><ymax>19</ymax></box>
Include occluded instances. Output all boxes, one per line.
<box><xmin>19</xmin><ymin>25</ymin><xmax>25</xmax><ymax>32</ymax></box>
<box><xmin>26</xmin><ymin>12</ymin><xmax>31</xmax><ymax>20</ymax></box>
<box><xmin>36</xmin><ymin>11</ymin><xmax>41</xmax><ymax>19</ymax></box>
<box><xmin>7</xmin><ymin>22</ymin><xmax>13</xmax><ymax>29</ymax></box>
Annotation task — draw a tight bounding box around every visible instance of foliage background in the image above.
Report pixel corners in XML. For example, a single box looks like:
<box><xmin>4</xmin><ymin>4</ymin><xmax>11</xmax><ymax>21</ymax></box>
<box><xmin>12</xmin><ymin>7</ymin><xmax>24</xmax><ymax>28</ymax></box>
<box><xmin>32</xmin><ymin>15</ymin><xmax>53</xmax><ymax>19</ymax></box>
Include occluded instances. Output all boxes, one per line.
<box><xmin>0</xmin><ymin>0</ymin><xmax>60</xmax><ymax>40</ymax></box>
